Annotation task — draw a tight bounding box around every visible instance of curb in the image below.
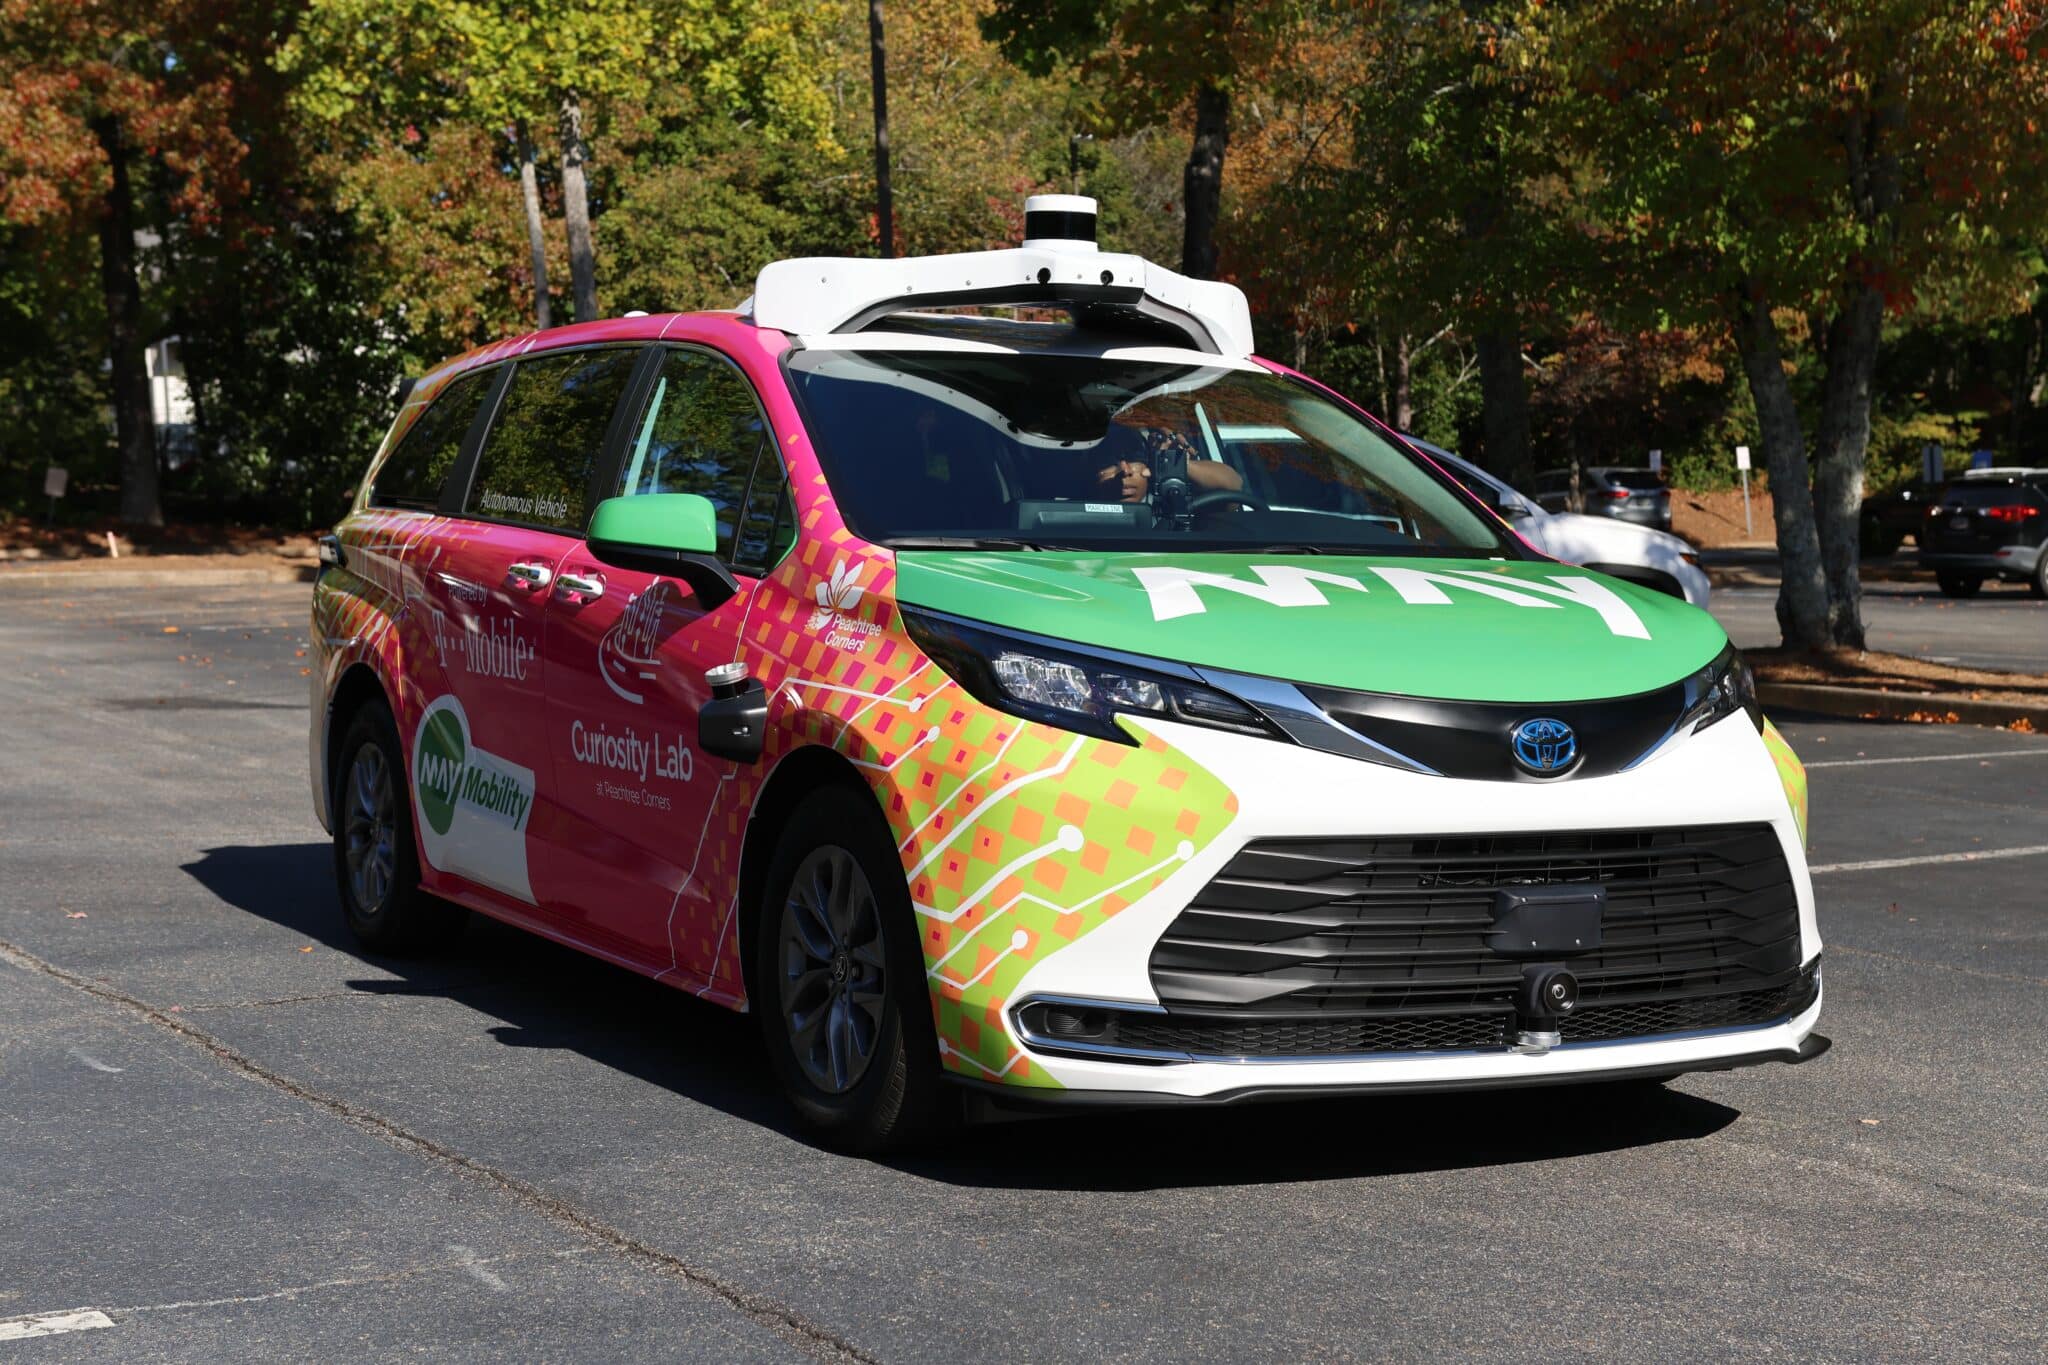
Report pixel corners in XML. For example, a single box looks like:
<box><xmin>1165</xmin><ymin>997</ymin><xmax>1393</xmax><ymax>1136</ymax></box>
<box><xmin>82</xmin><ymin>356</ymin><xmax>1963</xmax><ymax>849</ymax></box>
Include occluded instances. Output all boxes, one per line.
<box><xmin>0</xmin><ymin>563</ymin><xmax>317</xmax><ymax>589</ymax></box>
<box><xmin>1758</xmin><ymin>681</ymin><xmax>2047</xmax><ymax>730</ymax></box>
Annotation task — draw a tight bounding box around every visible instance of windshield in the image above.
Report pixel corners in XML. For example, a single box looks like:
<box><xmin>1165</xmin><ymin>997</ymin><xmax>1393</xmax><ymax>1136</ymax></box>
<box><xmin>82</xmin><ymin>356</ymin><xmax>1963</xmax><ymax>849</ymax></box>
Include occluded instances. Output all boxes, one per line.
<box><xmin>1604</xmin><ymin>469</ymin><xmax>1669</xmax><ymax>492</ymax></box>
<box><xmin>785</xmin><ymin>350</ymin><xmax>1512</xmax><ymax>556</ymax></box>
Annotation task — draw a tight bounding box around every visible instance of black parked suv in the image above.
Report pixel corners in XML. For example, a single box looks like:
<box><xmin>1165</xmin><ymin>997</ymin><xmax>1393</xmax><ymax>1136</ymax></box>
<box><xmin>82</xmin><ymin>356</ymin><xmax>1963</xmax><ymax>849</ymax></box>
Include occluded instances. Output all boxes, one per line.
<box><xmin>1917</xmin><ymin>471</ymin><xmax>2048</xmax><ymax>597</ymax></box>
<box><xmin>1859</xmin><ymin>477</ymin><xmax>1941</xmax><ymax>556</ymax></box>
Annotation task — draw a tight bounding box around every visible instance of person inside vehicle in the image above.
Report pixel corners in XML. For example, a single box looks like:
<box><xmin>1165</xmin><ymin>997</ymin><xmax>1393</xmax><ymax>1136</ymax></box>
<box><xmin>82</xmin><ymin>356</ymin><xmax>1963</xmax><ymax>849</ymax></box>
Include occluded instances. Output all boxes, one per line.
<box><xmin>1094</xmin><ymin>425</ymin><xmax>1244</xmax><ymax>504</ymax></box>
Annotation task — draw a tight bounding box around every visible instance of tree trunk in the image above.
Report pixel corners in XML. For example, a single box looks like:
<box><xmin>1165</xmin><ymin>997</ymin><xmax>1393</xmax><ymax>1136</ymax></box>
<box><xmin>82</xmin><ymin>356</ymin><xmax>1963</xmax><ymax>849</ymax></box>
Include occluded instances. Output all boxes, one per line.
<box><xmin>558</xmin><ymin>93</ymin><xmax>598</xmax><ymax>322</ymax></box>
<box><xmin>1810</xmin><ymin>287</ymin><xmax>1884</xmax><ymax>649</ymax></box>
<box><xmin>1731</xmin><ymin>287</ymin><xmax>1829</xmax><ymax>648</ymax></box>
<box><xmin>1392</xmin><ymin>331</ymin><xmax>1413</xmax><ymax>432</ymax></box>
<box><xmin>1474</xmin><ymin>328</ymin><xmax>1533</xmax><ymax>488</ymax></box>
<box><xmin>1373</xmin><ymin>328</ymin><xmax>1387</xmax><ymax>416</ymax></box>
<box><xmin>1181</xmin><ymin>80</ymin><xmax>1229</xmax><ymax>279</ymax></box>
<box><xmin>92</xmin><ymin>116</ymin><xmax>160</xmax><ymax>528</ymax></box>
<box><xmin>516</xmin><ymin>122</ymin><xmax>551</xmax><ymax>330</ymax></box>
<box><xmin>868</xmin><ymin>0</ymin><xmax>894</xmax><ymax>257</ymax></box>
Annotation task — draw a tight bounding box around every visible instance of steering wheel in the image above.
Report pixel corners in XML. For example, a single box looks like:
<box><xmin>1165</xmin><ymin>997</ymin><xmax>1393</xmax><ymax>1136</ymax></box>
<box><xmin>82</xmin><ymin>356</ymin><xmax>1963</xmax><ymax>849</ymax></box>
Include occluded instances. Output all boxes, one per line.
<box><xmin>1188</xmin><ymin>489</ymin><xmax>1271</xmax><ymax>514</ymax></box>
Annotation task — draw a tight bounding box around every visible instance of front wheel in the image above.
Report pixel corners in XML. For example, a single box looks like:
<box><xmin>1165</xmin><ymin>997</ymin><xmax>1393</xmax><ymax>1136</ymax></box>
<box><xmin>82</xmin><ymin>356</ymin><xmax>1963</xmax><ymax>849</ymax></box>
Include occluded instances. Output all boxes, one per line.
<box><xmin>331</xmin><ymin>699</ymin><xmax>466</xmax><ymax>953</ymax></box>
<box><xmin>1936</xmin><ymin>571</ymin><xmax>1984</xmax><ymax>599</ymax></box>
<box><xmin>750</xmin><ymin>784</ymin><xmax>957</xmax><ymax>1152</ymax></box>
<box><xmin>2032</xmin><ymin>551</ymin><xmax>2048</xmax><ymax>600</ymax></box>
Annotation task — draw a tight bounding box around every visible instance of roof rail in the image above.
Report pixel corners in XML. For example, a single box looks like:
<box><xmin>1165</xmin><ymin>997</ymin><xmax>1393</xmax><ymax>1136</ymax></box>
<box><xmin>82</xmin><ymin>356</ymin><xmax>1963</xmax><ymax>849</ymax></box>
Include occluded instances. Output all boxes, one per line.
<box><xmin>744</xmin><ymin>196</ymin><xmax>1255</xmax><ymax>357</ymax></box>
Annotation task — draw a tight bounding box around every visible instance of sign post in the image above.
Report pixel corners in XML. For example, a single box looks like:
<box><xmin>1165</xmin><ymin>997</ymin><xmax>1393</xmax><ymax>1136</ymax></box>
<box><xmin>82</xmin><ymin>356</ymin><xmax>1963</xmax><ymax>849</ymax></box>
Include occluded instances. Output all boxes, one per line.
<box><xmin>1647</xmin><ymin>448</ymin><xmax>1662</xmax><ymax>476</ymax></box>
<box><xmin>43</xmin><ymin>466</ymin><xmax>67</xmax><ymax>525</ymax></box>
<box><xmin>1735</xmin><ymin>445</ymin><xmax>1753</xmax><ymax>539</ymax></box>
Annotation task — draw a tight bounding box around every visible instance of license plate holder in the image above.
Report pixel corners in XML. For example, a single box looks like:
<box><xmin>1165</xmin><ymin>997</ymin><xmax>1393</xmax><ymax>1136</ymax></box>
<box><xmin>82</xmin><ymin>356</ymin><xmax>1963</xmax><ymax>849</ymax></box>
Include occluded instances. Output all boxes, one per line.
<box><xmin>1489</xmin><ymin>885</ymin><xmax>1605</xmax><ymax>958</ymax></box>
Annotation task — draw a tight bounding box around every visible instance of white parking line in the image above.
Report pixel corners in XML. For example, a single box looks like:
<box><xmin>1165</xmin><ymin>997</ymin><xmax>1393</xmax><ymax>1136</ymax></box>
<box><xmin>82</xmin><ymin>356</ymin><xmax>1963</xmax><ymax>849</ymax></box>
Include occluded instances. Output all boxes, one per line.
<box><xmin>0</xmin><ymin>1309</ymin><xmax>114</xmax><ymax>1341</ymax></box>
<box><xmin>1806</xmin><ymin>748</ymin><xmax>2048</xmax><ymax>769</ymax></box>
<box><xmin>1809</xmin><ymin>844</ymin><xmax>2048</xmax><ymax>875</ymax></box>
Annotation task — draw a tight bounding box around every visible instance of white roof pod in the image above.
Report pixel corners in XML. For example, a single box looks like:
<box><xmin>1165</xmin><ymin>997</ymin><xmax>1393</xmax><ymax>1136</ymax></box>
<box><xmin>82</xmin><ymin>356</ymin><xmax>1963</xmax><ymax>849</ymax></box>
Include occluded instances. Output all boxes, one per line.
<box><xmin>745</xmin><ymin>195</ymin><xmax>1257</xmax><ymax>358</ymax></box>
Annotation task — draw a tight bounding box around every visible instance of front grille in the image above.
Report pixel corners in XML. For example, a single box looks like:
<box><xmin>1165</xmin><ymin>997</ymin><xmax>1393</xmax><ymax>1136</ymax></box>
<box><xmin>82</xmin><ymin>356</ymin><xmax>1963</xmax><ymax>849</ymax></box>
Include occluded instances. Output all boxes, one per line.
<box><xmin>1130</xmin><ymin>824</ymin><xmax>1805</xmax><ymax>1058</ymax></box>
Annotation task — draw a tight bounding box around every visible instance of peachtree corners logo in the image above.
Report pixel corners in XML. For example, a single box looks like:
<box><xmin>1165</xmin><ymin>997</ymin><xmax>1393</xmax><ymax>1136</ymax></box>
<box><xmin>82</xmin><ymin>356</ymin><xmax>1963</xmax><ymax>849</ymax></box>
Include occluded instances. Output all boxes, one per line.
<box><xmin>412</xmin><ymin>698</ymin><xmax>533</xmax><ymax>838</ymax></box>
<box><xmin>806</xmin><ymin>559</ymin><xmax>881</xmax><ymax>651</ymax></box>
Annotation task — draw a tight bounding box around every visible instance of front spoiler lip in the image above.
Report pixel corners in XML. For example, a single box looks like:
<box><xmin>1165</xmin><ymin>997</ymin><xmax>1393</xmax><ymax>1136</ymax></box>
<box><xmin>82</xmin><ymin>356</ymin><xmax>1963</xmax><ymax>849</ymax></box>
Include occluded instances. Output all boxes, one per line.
<box><xmin>951</xmin><ymin>1032</ymin><xmax>1832</xmax><ymax>1113</ymax></box>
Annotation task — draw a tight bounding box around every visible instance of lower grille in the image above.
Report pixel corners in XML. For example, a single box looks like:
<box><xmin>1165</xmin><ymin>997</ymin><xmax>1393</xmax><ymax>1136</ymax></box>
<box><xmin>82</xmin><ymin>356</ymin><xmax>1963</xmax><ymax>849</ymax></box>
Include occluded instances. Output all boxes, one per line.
<box><xmin>1114</xmin><ymin>1012</ymin><xmax>1512</xmax><ymax>1058</ymax></box>
<box><xmin>1018</xmin><ymin>962</ymin><xmax>1818</xmax><ymax>1062</ymax></box>
<box><xmin>1561</xmin><ymin>968</ymin><xmax>1820</xmax><ymax>1042</ymax></box>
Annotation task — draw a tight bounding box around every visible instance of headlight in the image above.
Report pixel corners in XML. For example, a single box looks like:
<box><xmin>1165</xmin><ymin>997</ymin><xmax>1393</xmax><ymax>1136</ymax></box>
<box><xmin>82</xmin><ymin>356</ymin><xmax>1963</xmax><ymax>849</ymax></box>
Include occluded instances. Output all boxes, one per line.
<box><xmin>1677</xmin><ymin>643</ymin><xmax>1760</xmax><ymax>734</ymax></box>
<box><xmin>900</xmin><ymin>607</ymin><xmax>1279</xmax><ymax>745</ymax></box>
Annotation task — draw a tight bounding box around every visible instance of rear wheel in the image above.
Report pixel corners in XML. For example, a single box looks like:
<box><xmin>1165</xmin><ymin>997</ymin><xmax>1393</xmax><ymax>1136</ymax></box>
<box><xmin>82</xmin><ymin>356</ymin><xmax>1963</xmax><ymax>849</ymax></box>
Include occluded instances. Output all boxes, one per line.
<box><xmin>750</xmin><ymin>784</ymin><xmax>957</xmax><ymax>1152</ymax></box>
<box><xmin>331</xmin><ymin>700</ymin><xmax>465</xmax><ymax>953</ymax></box>
<box><xmin>1936</xmin><ymin>571</ymin><xmax>1984</xmax><ymax>599</ymax></box>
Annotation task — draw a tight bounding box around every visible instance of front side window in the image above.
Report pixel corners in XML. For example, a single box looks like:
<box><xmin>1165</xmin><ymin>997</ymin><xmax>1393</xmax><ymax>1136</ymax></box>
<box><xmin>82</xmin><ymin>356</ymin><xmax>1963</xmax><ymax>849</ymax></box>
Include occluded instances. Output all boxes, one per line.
<box><xmin>369</xmin><ymin>368</ymin><xmax>494</xmax><ymax>512</ymax></box>
<box><xmin>467</xmin><ymin>348</ymin><xmax>638</xmax><ymax>531</ymax></box>
<box><xmin>617</xmin><ymin>348</ymin><xmax>778</xmax><ymax>562</ymax></box>
<box><xmin>785</xmin><ymin>350</ymin><xmax>1511</xmax><ymax>556</ymax></box>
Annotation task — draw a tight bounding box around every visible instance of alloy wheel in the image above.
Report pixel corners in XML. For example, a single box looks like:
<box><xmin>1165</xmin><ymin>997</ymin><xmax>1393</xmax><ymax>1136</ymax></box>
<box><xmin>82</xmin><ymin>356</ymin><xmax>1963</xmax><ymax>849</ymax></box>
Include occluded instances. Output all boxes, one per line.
<box><xmin>343</xmin><ymin>743</ymin><xmax>397</xmax><ymax>914</ymax></box>
<box><xmin>777</xmin><ymin>846</ymin><xmax>887</xmax><ymax>1094</ymax></box>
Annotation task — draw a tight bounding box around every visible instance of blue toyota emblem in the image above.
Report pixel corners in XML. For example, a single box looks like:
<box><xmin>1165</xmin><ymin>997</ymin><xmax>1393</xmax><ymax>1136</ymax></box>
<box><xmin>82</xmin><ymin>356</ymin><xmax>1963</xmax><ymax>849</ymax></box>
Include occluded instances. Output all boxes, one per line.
<box><xmin>1511</xmin><ymin>718</ymin><xmax>1578</xmax><ymax>775</ymax></box>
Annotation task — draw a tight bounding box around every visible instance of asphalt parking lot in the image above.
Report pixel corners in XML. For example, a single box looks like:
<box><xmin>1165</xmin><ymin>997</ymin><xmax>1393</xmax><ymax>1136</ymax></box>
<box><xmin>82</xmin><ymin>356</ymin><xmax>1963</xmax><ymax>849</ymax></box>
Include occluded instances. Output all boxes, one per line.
<box><xmin>1709</xmin><ymin>564</ymin><xmax>2048</xmax><ymax>672</ymax></box>
<box><xmin>2</xmin><ymin>579</ymin><xmax>2045</xmax><ymax>1362</ymax></box>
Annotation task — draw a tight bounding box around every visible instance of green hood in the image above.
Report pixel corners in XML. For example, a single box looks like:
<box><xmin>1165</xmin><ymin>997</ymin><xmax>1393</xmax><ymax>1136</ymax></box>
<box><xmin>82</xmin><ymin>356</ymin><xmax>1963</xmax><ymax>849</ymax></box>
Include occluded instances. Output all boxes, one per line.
<box><xmin>892</xmin><ymin>551</ymin><xmax>1725</xmax><ymax>703</ymax></box>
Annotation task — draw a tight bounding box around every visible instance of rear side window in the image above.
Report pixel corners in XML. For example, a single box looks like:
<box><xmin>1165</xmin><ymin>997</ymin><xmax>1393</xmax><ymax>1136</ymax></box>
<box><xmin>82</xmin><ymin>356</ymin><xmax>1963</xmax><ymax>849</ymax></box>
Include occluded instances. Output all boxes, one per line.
<box><xmin>616</xmin><ymin>348</ymin><xmax>775</xmax><ymax>560</ymax></box>
<box><xmin>467</xmin><ymin>348</ymin><xmax>638</xmax><ymax>531</ymax></box>
<box><xmin>369</xmin><ymin>369</ymin><xmax>494</xmax><ymax>511</ymax></box>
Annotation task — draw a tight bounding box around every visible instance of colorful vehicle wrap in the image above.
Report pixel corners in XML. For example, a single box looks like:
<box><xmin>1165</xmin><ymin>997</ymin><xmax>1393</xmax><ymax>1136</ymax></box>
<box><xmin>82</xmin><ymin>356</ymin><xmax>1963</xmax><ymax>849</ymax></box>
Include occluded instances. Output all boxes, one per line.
<box><xmin>312</xmin><ymin>213</ymin><xmax>1823</xmax><ymax>1110</ymax></box>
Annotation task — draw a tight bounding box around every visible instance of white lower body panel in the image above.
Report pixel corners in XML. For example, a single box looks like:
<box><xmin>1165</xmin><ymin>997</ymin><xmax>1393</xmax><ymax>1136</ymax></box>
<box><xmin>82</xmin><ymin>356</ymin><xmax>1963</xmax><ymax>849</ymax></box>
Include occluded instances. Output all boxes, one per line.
<box><xmin>1005</xmin><ymin>713</ymin><xmax>1821</xmax><ymax>1098</ymax></box>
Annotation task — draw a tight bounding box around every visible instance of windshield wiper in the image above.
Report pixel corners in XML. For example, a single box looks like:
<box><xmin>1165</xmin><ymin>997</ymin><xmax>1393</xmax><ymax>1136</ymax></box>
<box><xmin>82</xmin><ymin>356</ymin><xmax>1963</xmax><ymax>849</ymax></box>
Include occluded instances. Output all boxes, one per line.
<box><xmin>881</xmin><ymin>536</ymin><xmax>1049</xmax><ymax>551</ymax></box>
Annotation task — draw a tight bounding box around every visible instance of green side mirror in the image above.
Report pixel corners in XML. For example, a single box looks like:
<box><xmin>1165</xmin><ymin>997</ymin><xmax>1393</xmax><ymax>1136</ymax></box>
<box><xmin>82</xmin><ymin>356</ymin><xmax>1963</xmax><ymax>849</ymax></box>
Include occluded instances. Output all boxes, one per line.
<box><xmin>588</xmin><ymin>493</ymin><xmax>718</xmax><ymax>556</ymax></box>
<box><xmin>585</xmin><ymin>494</ymin><xmax>739</xmax><ymax>607</ymax></box>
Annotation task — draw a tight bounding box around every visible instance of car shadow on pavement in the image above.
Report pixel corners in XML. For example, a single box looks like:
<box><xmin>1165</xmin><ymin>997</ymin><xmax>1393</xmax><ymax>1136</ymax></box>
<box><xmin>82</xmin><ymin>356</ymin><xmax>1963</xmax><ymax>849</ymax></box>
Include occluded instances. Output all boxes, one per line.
<box><xmin>181</xmin><ymin>841</ymin><xmax>798</xmax><ymax>1137</ymax></box>
<box><xmin>184</xmin><ymin>842</ymin><xmax>1743</xmax><ymax>1190</ymax></box>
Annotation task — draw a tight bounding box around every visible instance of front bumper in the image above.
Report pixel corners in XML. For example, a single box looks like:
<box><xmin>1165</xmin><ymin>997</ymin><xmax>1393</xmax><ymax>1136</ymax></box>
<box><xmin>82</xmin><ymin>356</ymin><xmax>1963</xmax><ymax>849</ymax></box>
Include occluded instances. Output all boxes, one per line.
<box><xmin>989</xmin><ymin>713</ymin><xmax>1821</xmax><ymax>1099</ymax></box>
<box><xmin>957</xmin><ymin>1010</ymin><xmax>1832</xmax><ymax>1110</ymax></box>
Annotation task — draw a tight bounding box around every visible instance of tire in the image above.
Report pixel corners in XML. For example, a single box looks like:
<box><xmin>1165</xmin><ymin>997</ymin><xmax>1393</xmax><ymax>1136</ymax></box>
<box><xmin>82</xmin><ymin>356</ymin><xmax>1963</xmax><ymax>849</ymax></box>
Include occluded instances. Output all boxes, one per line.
<box><xmin>331</xmin><ymin>699</ymin><xmax>466</xmax><ymax>953</ymax></box>
<box><xmin>750</xmin><ymin>783</ymin><xmax>957</xmax><ymax>1153</ymax></box>
<box><xmin>1860</xmin><ymin>519</ymin><xmax>1901</xmax><ymax>558</ymax></box>
<box><xmin>1936</xmin><ymin>571</ymin><xmax>1984</xmax><ymax>599</ymax></box>
<box><xmin>2032</xmin><ymin>550</ymin><xmax>2048</xmax><ymax>600</ymax></box>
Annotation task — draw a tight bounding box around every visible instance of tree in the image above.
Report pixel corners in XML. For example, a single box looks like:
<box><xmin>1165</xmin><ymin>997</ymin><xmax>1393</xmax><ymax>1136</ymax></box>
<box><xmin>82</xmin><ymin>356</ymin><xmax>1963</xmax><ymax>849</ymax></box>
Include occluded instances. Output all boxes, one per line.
<box><xmin>1298</xmin><ymin>2</ymin><xmax>1585</xmax><ymax>486</ymax></box>
<box><xmin>983</xmin><ymin>0</ymin><xmax>1290</xmax><ymax>280</ymax></box>
<box><xmin>0</xmin><ymin>0</ymin><xmax>258</xmax><ymax>525</ymax></box>
<box><xmin>1564</xmin><ymin>0</ymin><xmax>2048</xmax><ymax>649</ymax></box>
<box><xmin>285</xmin><ymin>0</ymin><xmax>832</xmax><ymax>326</ymax></box>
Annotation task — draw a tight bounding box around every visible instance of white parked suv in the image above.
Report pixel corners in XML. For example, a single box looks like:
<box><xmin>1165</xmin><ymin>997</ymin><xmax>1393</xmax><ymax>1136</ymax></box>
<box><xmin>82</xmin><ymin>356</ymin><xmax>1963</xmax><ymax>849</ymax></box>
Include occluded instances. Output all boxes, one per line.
<box><xmin>1407</xmin><ymin>437</ymin><xmax>1710</xmax><ymax>607</ymax></box>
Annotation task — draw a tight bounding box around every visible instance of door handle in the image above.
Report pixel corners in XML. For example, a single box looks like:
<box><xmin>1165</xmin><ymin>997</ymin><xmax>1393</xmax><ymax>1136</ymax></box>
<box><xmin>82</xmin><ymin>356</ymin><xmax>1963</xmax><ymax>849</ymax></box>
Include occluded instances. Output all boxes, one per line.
<box><xmin>507</xmin><ymin>561</ymin><xmax>553</xmax><ymax>590</ymax></box>
<box><xmin>555</xmin><ymin>571</ymin><xmax>605</xmax><ymax>601</ymax></box>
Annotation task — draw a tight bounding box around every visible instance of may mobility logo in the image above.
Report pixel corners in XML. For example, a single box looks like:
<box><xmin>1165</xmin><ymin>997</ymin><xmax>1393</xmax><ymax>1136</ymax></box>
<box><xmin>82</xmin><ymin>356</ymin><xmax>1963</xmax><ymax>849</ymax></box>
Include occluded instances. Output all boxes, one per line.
<box><xmin>412</xmin><ymin>695</ymin><xmax>537</xmax><ymax>904</ymax></box>
<box><xmin>1131</xmin><ymin>564</ymin><xmax>1653</xmax><ymax>638</ymax></box>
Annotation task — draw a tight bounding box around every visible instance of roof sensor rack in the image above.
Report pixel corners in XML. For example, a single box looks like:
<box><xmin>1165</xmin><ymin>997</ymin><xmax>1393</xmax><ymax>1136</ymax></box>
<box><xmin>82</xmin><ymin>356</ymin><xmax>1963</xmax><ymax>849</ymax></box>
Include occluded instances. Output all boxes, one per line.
<box><xmin>744</xmin><ymin>195</ymin><xmax>1255</xmax><ymax>357</ymax></box>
